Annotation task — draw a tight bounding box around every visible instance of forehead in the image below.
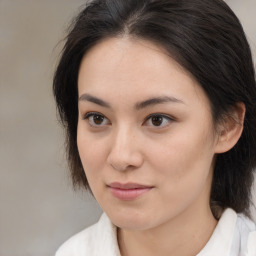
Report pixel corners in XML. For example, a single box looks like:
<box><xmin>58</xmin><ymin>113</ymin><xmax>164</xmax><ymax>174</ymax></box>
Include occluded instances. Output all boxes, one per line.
<box><xmin>78</xmin><ymin>37</ymin><xmax>186</xmax><ymax>86</ymax></box>
<box><xmin>78</xmin><ymin>37</ymin><xmax>210</xmax><ymax>110</ymax></box>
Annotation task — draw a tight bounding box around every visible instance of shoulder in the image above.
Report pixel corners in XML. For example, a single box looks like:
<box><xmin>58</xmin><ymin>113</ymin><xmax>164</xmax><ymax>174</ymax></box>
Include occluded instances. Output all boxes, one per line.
<box><xmin>220</xmin><ymin>208</ymin><xmax>256</xmax><ymax>255</ymax></box>
<box><xmin>198</xmin><ymin>208</ymin><xmax>256</xmax><ymax>256</ymax></box>
<box><xmin>234</xmin><ymin>211</ymin><xmax>256</xmax><ymax>255</ymax></box>
<box><xmin>55</xmin><ymin>213</ymin><xmax>121</xmax><ymax>256</ymax></box>
<box><xmin>55</xmin><ymin>221</ymin><xmax>100</xmax><ymax>256</ymax></box>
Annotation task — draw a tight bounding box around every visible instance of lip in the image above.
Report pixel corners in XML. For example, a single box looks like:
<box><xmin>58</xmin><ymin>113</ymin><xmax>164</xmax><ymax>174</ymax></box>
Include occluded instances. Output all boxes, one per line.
<box><xmin>107</xmin><ymin>182</ymin><xmax>153</xmax><ymax>201</ymax></box>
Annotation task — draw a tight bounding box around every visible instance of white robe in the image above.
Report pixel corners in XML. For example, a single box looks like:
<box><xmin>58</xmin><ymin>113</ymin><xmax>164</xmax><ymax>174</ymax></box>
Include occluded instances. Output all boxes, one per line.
<box><xmin>55</xmin><ymin>208</ymin><xmax>256</xmax><ymax>256</ymax></box>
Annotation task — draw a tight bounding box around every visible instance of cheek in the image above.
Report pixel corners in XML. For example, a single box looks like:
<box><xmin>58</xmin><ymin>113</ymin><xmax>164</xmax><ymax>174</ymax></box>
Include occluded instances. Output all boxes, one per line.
<box><xmin>148</xmin><ymin>134</ymin><xmax>214</xmax><ymax>216</ymax></box>
<box><xmin>77</xmin><ymin>128</ymin><xmax>108</xmax><ymax>177</ymax></box>
<box><xmin>148</xmin><ymin>124</ymin><xmax>215</xmax><ymax>189</ymax></box>
<box><xmin>77</xmin><ymin>134</ymin><xmax>110</xmax><ymax>201</ymax></box>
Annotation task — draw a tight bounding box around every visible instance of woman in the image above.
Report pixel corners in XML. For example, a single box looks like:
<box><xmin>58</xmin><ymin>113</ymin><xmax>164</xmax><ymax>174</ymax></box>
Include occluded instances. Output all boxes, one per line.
<box><xmin>53</xmin><ymin>0</ymin><xmax>256</xmax><ymax>255</ymax></box>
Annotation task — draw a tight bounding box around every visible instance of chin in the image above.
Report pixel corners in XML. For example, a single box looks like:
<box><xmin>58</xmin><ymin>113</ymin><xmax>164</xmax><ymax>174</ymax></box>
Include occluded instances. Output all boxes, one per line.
<box><xmin>106</xmin><ymin>209</ymin><xmax>158</xmax><ymax>231</ymax></box>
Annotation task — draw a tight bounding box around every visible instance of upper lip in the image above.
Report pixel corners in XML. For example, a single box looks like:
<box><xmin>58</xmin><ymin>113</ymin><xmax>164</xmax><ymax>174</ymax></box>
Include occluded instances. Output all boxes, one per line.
<box><xmin>108</xmin><ymin>182</ymin><xmax>153</xmax><ymax>190</ymax></box>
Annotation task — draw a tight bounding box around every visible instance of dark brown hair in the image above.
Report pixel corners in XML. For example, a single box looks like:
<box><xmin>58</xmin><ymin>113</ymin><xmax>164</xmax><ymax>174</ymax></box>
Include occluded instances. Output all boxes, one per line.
<box><xmin>53</xmin><ymin>0</ymin><xmax>256</xmax><ymax>217</ymax></box>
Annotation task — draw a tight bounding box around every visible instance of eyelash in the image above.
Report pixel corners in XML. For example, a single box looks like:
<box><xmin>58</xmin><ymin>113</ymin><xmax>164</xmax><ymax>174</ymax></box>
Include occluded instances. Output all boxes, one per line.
<box><xmin>83</xmin><ymin>112</ymin><xmax>110</xmax><ymax>127</ymax></box>
<box><xmin>82</xmin><ymin>112</ymin><xmax>174</xmax><ymax>128</ymax></box>
<box><xmin>143</xmin><ymin>113</ymin><xmax>174</xmax><ymax>128</ymax></box>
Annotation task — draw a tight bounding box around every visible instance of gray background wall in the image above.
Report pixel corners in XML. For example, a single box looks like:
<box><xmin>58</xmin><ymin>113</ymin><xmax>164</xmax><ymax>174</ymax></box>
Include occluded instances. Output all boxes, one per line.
<box><xmin>0</xmin><ymin>0</ymin><xmax>255</xmax><ymax>255</ymax></box>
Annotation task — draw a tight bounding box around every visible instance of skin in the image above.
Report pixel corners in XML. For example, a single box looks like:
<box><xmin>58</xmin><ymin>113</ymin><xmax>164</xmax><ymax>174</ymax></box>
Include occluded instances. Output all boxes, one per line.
<box><xmin>77</xmin><ymin>37</ymin><xmax>244</xmax><ymax>256</ymax></box>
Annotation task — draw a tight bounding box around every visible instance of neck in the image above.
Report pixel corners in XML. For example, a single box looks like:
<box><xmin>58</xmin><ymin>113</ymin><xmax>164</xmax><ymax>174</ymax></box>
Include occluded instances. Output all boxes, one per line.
<box><xmin>118</xmin><ymin>203</ymin><xmax>217</xmax><ymax>256</ymax></box>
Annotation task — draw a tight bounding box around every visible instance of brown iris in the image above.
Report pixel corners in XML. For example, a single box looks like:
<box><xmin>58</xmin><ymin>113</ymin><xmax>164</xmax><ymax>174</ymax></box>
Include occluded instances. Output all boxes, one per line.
<box><xmin>93</xmin><ymin>115</ymin><xmax>104</xmax><ymax>125</ymax></box>
<box><xmin>151</xmin><ymin>116</ymin><xmax>163</xmax><ymax>126</ymax></box>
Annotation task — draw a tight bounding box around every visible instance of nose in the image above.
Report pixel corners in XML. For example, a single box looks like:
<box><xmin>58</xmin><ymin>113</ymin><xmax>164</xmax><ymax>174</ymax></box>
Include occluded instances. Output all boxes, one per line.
<box><xmin>107</xmin><ymin>126</ymin><xmax>144</xmax><ymax>172</ymax></box>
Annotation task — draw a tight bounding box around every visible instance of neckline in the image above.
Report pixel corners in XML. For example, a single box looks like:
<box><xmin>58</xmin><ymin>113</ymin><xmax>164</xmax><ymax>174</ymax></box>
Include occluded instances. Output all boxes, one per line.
<box><xmin>196</xmin><ymin>208</ymin><xmax>237</xmax><ymax>255</ymax></box>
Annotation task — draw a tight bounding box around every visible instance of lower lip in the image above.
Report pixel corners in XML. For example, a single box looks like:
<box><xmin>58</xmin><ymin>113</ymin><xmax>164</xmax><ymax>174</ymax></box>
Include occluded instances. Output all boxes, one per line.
<box><xmin>109</xmin><ymin>187</ymin><xmax>152</xmax><ymax>201</ymax></box>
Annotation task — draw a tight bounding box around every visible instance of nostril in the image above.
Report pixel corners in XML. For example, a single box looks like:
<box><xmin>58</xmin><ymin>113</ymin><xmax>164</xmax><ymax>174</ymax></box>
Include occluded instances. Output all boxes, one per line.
<box><xmin>110</xmin><ymin>163</ymin><xmax>128</xmax><ymax>172</ymax></box>
<box><xmin>108</xmin><ymin>151</ymin><xmax>144</xmax><ymax>171</ymax></box>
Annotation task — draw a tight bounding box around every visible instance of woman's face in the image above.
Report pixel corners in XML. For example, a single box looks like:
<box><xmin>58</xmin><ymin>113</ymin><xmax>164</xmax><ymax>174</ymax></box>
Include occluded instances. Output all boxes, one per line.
<box><xmin>77</xmin><ymin>37</ymin><xmax>219</xmax><ymax>230</ymax></box>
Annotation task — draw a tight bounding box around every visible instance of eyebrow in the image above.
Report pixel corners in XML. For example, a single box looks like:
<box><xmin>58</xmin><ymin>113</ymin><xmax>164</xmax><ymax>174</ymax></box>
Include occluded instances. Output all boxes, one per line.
<box><xmin>79</xmin><ymin>93</ymin><xmax>111</xmax><ymax>108</ymax></box>
<box><xmin>79</xmin><ymin>93</ymin><xmax>184</xmax><ymax>110</ymax></box>
<box><xmin>135</xmin><ymin>96</ymin><xmax>185</xmax><ymax>110</ymax></box>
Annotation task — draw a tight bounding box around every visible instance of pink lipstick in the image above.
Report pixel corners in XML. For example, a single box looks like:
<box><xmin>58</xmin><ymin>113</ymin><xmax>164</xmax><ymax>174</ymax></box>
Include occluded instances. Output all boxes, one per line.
<box><xmin>108</xmin><ymin>182</ymin><xmax>153</xmax><ymax>200</ymax></box>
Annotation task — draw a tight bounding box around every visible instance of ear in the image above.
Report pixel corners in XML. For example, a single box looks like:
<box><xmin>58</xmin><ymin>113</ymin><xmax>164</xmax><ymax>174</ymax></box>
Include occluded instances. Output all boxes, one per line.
<box><xmin>214</xmin><ymin>102</ymin><xmax>246</xmax><ymax>154</ymax></box>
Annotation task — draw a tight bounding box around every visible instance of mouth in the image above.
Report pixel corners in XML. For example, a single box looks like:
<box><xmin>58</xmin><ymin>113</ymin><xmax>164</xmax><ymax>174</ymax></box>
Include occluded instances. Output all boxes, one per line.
<box><xmin>107</xmin><ymin>182</ymin><xmax>153</xmax><ymax>201</ymax></box>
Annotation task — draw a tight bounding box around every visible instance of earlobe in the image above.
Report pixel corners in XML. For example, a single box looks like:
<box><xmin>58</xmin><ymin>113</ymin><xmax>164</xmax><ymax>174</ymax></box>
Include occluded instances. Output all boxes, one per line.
<box><xmin>214</xmin><ymin>102</ymin><xmax>246</xmax><ymax>154</ymax></box>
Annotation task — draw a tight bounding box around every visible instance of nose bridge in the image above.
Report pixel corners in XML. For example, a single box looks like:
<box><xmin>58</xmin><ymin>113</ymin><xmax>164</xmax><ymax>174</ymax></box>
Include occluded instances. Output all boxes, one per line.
<box><xmin>107</xmin><ymin>123</ymin><xmax>143</xmax><ymax>171</ymax></box>
<box><xmin>114</xmin><ymin>124</ymin><xmax>134</xmax><ymax>151</ymax></box>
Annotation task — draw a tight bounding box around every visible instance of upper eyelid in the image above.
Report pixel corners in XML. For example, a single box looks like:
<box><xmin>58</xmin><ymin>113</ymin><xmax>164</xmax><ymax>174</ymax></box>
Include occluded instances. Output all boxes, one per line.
<box><xmin>81</xmin><ymin>111</ymin><xmax>175</xmax><ymax>124</ymax></box>
<box><xmin>82</xmin><ymin>111</ymin><xmax>106</xmax><ymax>119</ymax></box>
<box><xmin>144</xmin><ymin>113</ymin><xmax>174</xmax><ymax>121</ymax></box>
<box><xmin>83</xmin><ymin>112</ymin><xmax>110</xmax><ymax>127</ymax></box>
<box><xmin>142</xmin><ymin>113</ymin><xmax>175</xmax><ymax>127</ymax></box>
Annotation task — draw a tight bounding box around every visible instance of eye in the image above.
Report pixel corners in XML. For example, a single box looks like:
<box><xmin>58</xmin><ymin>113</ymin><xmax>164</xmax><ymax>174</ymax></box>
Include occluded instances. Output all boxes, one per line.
<box><xmin>143</xmin><ymin>114</ymin><xmax>174</xmax><ymax>128</ymax></box>
<box><xmin>83</xmin><ymin>112</ymin><xmax>110</xmax><ymax>127</ymax></box>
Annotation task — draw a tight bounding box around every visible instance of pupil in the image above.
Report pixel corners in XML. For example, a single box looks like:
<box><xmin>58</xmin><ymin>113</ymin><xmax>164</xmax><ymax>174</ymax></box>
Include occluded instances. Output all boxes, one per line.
<box><xmin>93</xmin><ymin>115</ymin><xmax>104</xmax><ymax>125</ymax></box>
<box><xmin>152</xmin><ymin>116</ymin><xmax>163</xmax><ymax>126</ymax></box>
